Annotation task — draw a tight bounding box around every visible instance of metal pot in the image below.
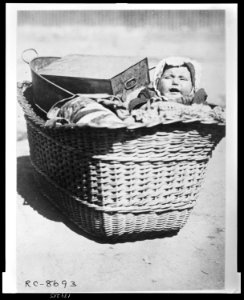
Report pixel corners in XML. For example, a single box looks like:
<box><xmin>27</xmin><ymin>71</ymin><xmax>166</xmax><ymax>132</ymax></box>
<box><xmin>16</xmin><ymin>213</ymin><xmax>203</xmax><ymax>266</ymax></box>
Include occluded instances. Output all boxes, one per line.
<box><xmin>22</xmin><ymin>49</ymin><xmax>151</xmax><ymax>113</ymax></box>
<box><xmin>22</xmin><ymin>49</ymin><xmax>75</xmax><ymax>113</ymax></box>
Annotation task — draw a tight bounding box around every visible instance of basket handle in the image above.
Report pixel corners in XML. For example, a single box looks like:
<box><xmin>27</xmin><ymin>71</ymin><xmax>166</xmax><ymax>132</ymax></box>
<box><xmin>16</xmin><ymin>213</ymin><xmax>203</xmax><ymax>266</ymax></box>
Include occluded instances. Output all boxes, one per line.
<box><xmin>21</xmin><ymin>48</ymin><xmax>39</xmax><ymax>64</ymax></box>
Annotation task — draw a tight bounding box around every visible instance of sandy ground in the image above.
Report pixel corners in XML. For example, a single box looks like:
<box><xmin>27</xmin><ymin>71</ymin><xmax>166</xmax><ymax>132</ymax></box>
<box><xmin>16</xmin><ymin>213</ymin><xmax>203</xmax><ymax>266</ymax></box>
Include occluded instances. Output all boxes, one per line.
<box><xmin>15</xmin><ymin>24</ymin><xmax>226</xmax><ymax>293</ymax></box>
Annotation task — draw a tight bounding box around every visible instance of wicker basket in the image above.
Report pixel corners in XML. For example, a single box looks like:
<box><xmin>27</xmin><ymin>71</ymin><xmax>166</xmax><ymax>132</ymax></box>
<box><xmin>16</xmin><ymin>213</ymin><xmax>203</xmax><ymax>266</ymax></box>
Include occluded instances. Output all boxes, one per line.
<box><xmin>17</xmin><ymin>82</ymin><xmax>225</xmax><ymax>242</ymax></box>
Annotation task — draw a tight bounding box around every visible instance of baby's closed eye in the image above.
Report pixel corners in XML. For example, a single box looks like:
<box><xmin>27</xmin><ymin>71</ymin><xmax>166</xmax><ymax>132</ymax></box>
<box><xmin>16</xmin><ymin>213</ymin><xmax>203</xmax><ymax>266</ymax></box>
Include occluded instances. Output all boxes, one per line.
<box><xmin>179</xmin><ymin>76</ymin><xmax>189</xmax><ymax>81</ymax></box>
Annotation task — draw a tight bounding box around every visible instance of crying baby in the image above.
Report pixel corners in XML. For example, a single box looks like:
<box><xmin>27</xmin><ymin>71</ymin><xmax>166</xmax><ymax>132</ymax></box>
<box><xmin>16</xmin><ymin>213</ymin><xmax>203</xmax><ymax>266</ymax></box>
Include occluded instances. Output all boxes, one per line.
<box><xmin>128</xmin><ymin>56</ymin><xmax>208</xmax><ymax>112</ymax></box>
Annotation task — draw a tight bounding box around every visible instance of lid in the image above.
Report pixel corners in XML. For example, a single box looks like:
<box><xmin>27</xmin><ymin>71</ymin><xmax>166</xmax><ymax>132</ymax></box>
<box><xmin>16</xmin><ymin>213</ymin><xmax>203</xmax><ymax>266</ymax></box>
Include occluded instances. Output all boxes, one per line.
<box><xmin>39</xmin><ymin>54</ymin><xmax>147</xmax><ymax>79</ymax></box>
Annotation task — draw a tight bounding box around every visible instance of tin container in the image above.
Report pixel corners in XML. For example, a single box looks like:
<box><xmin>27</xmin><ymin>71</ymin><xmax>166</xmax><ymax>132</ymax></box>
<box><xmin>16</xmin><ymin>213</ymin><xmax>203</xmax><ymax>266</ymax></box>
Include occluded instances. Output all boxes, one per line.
<box><xmin>22</xmin><ymin>49</ymin><xmax>150</xmax><ymax>113</ymax></box>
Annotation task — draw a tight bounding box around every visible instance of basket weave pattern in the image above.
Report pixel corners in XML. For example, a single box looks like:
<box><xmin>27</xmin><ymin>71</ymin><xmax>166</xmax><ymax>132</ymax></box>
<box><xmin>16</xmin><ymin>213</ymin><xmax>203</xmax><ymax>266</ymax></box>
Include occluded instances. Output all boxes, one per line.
<box><xmin>18</xmin><ymin>83</ymin><xmax>225</xmax><ymax>241</ymax></box>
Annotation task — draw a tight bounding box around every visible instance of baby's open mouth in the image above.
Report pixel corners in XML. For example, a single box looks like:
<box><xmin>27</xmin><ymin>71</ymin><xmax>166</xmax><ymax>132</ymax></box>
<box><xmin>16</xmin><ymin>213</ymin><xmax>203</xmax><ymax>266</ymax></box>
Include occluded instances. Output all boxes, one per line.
<box><xmin>169</xmin><ymin>88</ymin><xmax>181</xmax><ymax>93</ymax></box>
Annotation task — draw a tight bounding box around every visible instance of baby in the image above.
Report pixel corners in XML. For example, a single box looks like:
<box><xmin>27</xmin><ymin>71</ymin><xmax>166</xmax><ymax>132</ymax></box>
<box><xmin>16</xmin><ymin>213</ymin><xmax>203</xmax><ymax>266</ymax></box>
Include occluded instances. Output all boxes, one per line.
<box><xmin>128</xmin><ymin>56</ymin><xmax>208</xmax><ymax>111</ymax></box>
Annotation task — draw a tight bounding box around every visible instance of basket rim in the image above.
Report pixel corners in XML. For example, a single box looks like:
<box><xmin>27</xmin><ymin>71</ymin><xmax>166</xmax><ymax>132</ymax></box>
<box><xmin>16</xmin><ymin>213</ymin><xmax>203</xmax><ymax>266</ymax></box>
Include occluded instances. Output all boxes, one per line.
<box><xmin>17</xmin><ymin>81</ymin><xmax>226</xmax><ymax>132</ymax></box>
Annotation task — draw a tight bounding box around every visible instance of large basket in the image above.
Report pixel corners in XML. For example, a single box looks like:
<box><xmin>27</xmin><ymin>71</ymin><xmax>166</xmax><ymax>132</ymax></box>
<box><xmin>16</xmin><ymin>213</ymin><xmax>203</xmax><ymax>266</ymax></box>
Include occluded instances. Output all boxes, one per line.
<box><xmin>17</xmin><ymin>82</ymin><xmax>225</xmax><ymax>242</ymax></box>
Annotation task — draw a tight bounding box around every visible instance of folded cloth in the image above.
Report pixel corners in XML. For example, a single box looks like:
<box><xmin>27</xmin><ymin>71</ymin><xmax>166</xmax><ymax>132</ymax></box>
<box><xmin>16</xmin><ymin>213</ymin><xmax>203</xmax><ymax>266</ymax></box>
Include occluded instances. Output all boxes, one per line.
<box><xmin>45</xmin><ymin>95</ymin><xmax>125</xmax><ymax>128</ymax></box>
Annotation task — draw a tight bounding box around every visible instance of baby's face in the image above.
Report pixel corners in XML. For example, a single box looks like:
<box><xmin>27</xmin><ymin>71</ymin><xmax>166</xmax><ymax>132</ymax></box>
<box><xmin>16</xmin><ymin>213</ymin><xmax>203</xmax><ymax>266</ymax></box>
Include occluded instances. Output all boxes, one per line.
<box><xmin>157</xmin><ymin>66</ymin><xmax>193</xmax><ymax>100</ymax></box>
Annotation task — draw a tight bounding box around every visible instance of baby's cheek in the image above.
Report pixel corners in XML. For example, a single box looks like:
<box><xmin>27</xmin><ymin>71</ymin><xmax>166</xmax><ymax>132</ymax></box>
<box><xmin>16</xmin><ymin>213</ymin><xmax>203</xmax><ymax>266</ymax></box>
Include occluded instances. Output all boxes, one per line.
<box><xmin>181</xmin><ymin>83</ymin><xmax>193</xmax><ymax>95</ymax></box>
<box><xmin>158</xmin><ymin>80</ymin><xmax>170</xmax><ymax>93</ymax></box>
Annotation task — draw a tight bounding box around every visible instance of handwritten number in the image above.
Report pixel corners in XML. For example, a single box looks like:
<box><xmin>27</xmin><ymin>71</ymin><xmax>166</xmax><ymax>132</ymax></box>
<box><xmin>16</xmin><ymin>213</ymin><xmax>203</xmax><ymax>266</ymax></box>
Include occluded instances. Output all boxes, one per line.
<box><xmin>46</xmin><ymin>280</ymin><xmax>52</xmax><ymax>287</ymax></box>
<box><xmin>70</xmin><ymin>281</ymin><xmax>77</xmax><ymax>287</ymax></box>
<box><xmin>53</xmin><ymin>280</ymin><xmax>59</xmax><ymax>287</ymax></box>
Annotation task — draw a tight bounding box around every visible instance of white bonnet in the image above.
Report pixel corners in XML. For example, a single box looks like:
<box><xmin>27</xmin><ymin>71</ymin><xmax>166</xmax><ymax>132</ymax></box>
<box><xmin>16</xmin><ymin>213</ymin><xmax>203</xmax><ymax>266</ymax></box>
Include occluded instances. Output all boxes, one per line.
<box><xmin>153</xmin><ymin>56</ymin><xmax>202</xmax><ymax>97</ymax></box>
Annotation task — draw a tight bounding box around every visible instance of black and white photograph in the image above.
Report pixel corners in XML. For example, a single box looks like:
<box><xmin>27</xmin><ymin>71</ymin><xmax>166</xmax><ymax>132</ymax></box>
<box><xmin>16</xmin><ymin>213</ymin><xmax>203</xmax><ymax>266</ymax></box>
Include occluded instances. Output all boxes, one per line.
<box><xmin>5</xmin><ymin>3</ymin><xmax>239</xmax><ymax>293</ymax></box>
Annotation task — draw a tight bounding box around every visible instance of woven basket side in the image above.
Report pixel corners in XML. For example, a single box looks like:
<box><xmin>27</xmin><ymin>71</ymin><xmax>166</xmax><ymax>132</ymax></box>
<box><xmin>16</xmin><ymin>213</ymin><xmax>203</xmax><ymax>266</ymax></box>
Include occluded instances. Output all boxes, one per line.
<box><xmin>33</xmin><ymin>167</ymin><xmax>193</xmax><ymax>240</ymax></box>
<box><xmin>26</xmin><ymin>116</ymin><xmax>208</xmax><ymax>210</ymax></box>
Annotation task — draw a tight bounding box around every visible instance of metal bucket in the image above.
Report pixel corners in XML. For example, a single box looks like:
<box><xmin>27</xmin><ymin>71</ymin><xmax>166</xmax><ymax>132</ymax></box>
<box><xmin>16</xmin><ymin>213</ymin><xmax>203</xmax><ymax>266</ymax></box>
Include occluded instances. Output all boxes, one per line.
<box><xmin>22</xmin><ymin>49</ymin><xmax>74</xmax><ymax>113</ymax></box>
<box><xmin>22</xmin><ymin>49</ymin><xmax>151</xmax><ymax>113</ymax></box>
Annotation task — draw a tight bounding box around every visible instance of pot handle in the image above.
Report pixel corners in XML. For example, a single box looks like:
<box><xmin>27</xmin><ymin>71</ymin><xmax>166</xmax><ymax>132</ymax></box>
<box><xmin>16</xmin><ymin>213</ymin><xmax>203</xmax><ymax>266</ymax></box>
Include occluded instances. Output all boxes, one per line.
<box><xmin>21</xmin><ymin>48</ymin><xmax>39</xmax><ymax>64</ymax></box>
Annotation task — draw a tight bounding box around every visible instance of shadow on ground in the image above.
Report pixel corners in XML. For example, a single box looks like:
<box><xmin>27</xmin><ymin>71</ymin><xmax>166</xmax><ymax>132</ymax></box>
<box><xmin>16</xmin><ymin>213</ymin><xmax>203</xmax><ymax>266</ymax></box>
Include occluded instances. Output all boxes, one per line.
<box><xmin>17</xmin><ymin>155</ymin><xmax>64</xmax><ymax>222</ymax></box>
<box><xmin>17</xmin><ymin>155</ymin><xmax>180</xmax><ymax>244</ymax></box>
